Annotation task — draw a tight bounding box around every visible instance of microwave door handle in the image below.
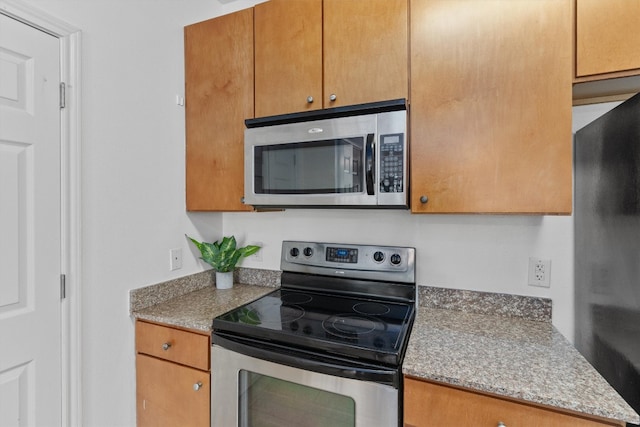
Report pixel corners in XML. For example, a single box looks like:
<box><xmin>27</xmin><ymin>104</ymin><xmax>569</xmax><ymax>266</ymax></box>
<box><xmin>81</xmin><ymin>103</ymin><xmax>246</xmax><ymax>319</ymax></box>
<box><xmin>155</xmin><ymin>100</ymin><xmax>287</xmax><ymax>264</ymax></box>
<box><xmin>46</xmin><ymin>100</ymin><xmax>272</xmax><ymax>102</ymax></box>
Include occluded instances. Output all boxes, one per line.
<box><xmin>365</xmin><ymin>134</ymin><xmax>375</xmax><ymax>195</ymax></box>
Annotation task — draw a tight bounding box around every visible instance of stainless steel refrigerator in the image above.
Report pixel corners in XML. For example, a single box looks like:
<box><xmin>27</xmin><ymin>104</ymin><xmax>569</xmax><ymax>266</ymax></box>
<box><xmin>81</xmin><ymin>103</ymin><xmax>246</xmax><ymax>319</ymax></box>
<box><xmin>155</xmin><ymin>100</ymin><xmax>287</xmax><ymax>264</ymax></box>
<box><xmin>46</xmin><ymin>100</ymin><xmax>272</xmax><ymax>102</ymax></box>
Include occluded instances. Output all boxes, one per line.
<box><xmin>575</xmin><ymin>92</ymin><xmax>640</xmax><ymax>426</ymax></box>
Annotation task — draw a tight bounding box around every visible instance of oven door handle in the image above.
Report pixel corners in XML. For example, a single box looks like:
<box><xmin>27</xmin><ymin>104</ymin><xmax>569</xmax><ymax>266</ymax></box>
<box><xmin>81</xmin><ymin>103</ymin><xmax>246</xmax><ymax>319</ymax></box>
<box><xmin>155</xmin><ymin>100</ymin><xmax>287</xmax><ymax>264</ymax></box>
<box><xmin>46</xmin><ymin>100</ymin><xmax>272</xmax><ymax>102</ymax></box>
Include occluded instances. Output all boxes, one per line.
<box><xmin>365</xmin><ymin>133</ymin><xmax>375</xmax><ymax>196</ymax></box>
<box><xmin>213</xmin><ymin>333</ymin><xmax>398</xmax><ymax>388</ymax></box>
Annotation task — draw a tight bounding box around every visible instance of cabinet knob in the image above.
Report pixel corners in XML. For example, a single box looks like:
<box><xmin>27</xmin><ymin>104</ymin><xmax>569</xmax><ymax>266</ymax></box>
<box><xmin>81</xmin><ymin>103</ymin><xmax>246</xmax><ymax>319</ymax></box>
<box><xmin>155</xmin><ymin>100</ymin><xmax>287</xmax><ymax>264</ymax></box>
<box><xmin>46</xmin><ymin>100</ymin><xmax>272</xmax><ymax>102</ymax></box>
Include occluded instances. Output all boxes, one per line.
<box><xmin>419</xmin><ymin>195</ymin><xmax>429</xmax><ymax>204</ymax></box>
<box><xmin>329</xmin><ymin>93</ymin><xmax>337</xmax><ymax>102</ymax></box>
<box><xmin>307</xmin><ymin>96</ymin><xmax>314</xmax><ymax>103</ymax></box>
<box><xmin>193</xmin><ymin>381</ymin><xmax>203</xmax><ymax>391</ymax></box>
<box><xmin>497</xmin><ymin>422</ymin><xmax>507</xmax><ymax>427</ymax></box>
<box><xmin>161</xmin><ymin>342</ymin><xmax>171</xmax><ymax>351</ymax></box>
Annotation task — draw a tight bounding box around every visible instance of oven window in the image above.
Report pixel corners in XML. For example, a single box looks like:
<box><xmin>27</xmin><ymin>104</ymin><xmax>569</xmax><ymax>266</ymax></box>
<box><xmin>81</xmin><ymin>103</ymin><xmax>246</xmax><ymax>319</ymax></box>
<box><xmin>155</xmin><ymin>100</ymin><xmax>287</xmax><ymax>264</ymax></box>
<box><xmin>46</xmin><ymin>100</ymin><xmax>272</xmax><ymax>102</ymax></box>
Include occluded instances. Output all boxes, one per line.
<box><xmin>254</xmin><ymin>138</ymin><xmax>364</xmax><ymax>195</ymax></box>
<box><xmin>238</xmin><ymin>370</ymin><xmax>356</xmax><ymax>427</ymax></box>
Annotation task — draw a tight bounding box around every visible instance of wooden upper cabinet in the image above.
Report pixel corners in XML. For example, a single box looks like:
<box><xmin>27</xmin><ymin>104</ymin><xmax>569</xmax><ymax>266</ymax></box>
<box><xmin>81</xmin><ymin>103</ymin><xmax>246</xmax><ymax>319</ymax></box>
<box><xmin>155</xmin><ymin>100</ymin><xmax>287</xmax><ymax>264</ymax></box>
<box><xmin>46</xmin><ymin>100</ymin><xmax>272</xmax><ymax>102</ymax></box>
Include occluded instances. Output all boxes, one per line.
<box><xmin>576</xmin><ymin>0</ymin><xmax>640</xmax><ymax>79</ymax></box>
<box><xmin>410</xmin><ymin>0</ymin><xmax>572</xmax><ymax>214</ymax></box>
<box><xmin>254</xmin><ymin>0</ymin><xmax>408</xmax><ymax>117</ymax></box>
<box><xmin>323</xmin><ymin>0</ymin><xmax>408</xmax><ymax>108</ymax></box>
<box><xmin>184</xmin><ymin>9</ymin><xmax>254</xmax><ymax>211</ymax></box>
<box><xmin>254</xmin><ymin>0</ymin><xmax>323</xmax><ymax>117</ymax></box>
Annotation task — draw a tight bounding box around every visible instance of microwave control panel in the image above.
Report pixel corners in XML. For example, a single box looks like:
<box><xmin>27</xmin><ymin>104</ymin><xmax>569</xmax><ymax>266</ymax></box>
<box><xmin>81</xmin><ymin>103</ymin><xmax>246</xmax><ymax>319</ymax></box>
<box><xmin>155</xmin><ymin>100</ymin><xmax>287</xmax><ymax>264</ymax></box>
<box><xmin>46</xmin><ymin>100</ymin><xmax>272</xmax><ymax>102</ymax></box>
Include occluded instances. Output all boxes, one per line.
<box><xmin>379</xmin><ymin>133</ymin><xmax>404</xmax><ymax>193</ymax></box>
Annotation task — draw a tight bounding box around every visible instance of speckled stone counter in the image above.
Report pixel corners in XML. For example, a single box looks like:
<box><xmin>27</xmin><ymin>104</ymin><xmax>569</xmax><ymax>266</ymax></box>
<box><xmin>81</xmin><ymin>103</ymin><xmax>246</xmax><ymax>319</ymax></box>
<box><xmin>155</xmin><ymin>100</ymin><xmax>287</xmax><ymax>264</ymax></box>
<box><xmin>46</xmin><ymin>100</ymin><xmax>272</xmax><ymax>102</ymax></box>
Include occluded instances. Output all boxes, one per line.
<box><xmin>129</xmin><ymin>268</ymin><xmax>280</xmax><ymax>332</ymax></box>
<box><xmin>403</xmin><ymin>307</ymin><xmax>640</xmax><ymax>424</ymax></box>
<box><xmin>131</xmin><ymin>283</ymin><xmax>275</xmax><ymax>332</ymax></box>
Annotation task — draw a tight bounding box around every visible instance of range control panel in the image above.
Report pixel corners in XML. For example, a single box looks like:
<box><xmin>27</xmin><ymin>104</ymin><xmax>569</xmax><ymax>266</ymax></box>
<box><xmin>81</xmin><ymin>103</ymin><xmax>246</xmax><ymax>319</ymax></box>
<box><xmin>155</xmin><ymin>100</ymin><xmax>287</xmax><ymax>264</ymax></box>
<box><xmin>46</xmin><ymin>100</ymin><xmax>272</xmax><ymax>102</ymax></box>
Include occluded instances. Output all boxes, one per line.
<box><xmin>326</xmin><ymin>247</ymin><xmax>359</xmax><ymax>263</ymax></box>
<box><xmin>281</xmin><ymin>241</ymin><xmax>415</xmax><ymax>283</ymax></box>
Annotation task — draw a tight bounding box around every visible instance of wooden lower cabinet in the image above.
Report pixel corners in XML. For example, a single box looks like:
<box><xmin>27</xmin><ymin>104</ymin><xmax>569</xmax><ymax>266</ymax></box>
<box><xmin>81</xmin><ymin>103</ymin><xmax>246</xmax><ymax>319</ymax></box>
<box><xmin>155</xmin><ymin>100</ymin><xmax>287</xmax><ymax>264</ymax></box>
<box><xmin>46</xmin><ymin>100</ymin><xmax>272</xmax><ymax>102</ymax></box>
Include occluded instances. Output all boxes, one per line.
<box><xmin>136</xmin><ymin>354</ymin><xmax>210</xmax><ymax>427</ymax></box>
<box><xmin>135</xmin><ymin>321</ymin><xmax>211</xmax><ymax>427</ymax></box>
<box><xmin>404</xmin><ymin>377</ymin><xmax>623</xmax><ymax>427</ymax></box>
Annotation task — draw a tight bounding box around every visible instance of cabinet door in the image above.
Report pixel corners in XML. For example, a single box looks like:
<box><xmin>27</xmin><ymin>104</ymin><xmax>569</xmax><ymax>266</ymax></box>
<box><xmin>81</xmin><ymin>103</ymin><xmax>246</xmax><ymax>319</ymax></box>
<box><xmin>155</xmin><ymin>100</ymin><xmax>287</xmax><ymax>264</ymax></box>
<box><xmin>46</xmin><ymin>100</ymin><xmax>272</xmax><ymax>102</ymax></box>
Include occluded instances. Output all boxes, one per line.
<box><xmin>410</xmin><ymin>0</ymin><xmax>572</xmax><ymax>214</ymax></box>
<box><xmin>136</xmin><ymin>354</ymin><xmax>210</xmax><ymax>427</ymax></box>
<box><xmin>323</xmin><ymin>0</ymin><xmax>408</xmax><ymax>108</ymax></box>
<box><xmin>404</xmin><ymin>378</ymin><xmax>623</xmax><ymax>427</ymax></box>
<box><xmin>184</xmin><ymin>9</ymin><xmax>254</xmax><ymax>211</ymax></box>
<box><xmin>576</xmin><ymin>0</ymin><xmax>640</xmax><ymax>78</ymax></box>
<box><xmin>254</xmin><ymin>0</ymin><xmax>323</xmax><ymax>117</ymax></box>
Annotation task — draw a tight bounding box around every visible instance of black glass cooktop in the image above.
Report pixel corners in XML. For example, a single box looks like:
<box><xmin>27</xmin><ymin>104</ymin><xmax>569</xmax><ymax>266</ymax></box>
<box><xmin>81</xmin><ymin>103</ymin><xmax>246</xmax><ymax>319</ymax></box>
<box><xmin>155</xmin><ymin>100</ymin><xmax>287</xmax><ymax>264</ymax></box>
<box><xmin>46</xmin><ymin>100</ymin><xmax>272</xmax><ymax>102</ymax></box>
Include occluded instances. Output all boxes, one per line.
<box><xmin>213</xmin><ymin>288</ymin><xmax>415</xmax><ymax>366</ymax></box>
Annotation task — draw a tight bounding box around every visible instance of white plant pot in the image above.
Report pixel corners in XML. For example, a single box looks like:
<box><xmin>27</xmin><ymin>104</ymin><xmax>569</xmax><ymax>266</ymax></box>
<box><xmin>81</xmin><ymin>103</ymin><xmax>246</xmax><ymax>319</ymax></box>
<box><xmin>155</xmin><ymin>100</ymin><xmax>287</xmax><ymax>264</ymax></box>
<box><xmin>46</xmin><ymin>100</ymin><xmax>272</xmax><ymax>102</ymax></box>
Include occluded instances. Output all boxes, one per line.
<box><xmin>215</xmin><ymin>271</ymin><xmax>234</xmax><ymax>289</ymax></box>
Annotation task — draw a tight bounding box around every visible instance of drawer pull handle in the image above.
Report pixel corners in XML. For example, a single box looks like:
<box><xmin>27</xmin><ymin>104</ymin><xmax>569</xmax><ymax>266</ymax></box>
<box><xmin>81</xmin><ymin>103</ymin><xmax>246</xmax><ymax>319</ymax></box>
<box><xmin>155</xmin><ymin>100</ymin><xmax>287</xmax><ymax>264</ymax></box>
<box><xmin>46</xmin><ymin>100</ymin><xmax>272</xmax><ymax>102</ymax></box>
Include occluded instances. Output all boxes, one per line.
<box><xmin>193</xmin><ymin>382</ymin><xmax>203</xmax><ymax>391</ymax></box>
<box><xmin>307</xmin><ymin>96</ymin><xmax>314</xmax><ymax>103</ymax></box>
<box><xmin>497</xmin><ymin>422</ymin><xmax>506</xmax><ymax>427</ymax></box>
<box><xmin>329</xmin><ymin>93</ymin><xmax>337</xmax><ymax>102</ymax></box>
<box><xmin>161</xmin><ymin>342</ymin><xmax>171</xmax><ymax>351</ymax></box>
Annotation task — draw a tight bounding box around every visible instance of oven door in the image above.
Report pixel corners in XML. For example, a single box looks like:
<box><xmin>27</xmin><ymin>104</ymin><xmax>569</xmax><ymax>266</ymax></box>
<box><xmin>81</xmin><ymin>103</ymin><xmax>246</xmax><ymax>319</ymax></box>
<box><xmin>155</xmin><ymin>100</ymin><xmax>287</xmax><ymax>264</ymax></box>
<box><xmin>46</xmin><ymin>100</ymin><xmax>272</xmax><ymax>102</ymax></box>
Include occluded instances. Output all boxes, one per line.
<box><xmin>211</xmin><ymin>342</ymin><xmax>399</xmax><ymax>427</ymax></box>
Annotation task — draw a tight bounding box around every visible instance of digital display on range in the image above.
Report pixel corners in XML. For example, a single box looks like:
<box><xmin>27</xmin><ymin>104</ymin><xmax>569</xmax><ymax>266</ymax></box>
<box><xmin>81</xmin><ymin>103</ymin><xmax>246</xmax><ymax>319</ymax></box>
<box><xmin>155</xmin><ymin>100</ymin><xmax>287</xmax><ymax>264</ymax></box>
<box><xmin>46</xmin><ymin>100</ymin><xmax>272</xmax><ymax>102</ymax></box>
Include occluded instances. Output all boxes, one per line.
<box><xmin>326</xmin><ymin>247</ymin><xmax>358</xmax><ymax>263</ymax></box>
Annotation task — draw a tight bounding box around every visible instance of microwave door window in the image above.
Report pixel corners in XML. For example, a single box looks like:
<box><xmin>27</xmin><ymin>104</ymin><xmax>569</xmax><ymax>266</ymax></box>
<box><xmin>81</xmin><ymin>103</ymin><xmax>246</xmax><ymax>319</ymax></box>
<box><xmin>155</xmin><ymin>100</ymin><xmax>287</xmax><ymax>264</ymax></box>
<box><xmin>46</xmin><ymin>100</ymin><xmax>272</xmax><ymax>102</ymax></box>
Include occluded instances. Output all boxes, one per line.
<box><xmin>254</xmin><ymin>138</ymin><xmax>364</xmax><ymax>195</ymax></box>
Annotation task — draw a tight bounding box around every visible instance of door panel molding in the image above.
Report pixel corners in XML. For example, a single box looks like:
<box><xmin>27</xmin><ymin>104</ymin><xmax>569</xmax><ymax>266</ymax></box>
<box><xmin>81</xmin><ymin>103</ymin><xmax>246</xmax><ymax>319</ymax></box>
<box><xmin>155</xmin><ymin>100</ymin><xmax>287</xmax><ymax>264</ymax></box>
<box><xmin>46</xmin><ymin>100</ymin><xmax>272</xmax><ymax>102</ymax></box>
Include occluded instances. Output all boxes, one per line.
<box><xmin>0</xmin><ymin>1</ymin><xmax>82</xmax><ymax>426</ymax></box>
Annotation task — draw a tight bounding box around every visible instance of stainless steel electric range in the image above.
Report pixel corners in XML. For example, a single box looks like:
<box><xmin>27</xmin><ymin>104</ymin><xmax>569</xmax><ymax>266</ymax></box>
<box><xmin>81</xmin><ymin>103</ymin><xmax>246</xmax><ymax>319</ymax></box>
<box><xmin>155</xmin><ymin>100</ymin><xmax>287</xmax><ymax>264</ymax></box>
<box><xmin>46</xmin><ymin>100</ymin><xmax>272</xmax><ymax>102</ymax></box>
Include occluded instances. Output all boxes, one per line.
<box><xmin>211</xmin><ymin>241</ymin><xmax>416</xmax><ymax>427</ymax></box>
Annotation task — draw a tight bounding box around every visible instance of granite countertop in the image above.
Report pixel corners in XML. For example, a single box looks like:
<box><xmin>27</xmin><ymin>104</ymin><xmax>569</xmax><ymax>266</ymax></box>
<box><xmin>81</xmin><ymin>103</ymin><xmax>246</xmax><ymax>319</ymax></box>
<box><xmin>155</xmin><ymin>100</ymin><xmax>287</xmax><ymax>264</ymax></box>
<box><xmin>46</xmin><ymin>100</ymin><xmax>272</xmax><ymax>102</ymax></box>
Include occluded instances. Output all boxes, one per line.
<box><xmin>403</xmin><ymin>307</ymin><xmax>640</xmax><ymax>425</ymax></box>
<box><xmin>131</xmin><ymin>283</ymin><xmax>274</xmax><ymax>332</ymax></box>
<box><xmin>129</xmin><ymin>272</ymin><xmax>639</xmax><ymax>424</ymax></box>
<box><xmin>129</xmin><ymin>268</ymin><xmax>280</xmax><ymax>332</ymax></box>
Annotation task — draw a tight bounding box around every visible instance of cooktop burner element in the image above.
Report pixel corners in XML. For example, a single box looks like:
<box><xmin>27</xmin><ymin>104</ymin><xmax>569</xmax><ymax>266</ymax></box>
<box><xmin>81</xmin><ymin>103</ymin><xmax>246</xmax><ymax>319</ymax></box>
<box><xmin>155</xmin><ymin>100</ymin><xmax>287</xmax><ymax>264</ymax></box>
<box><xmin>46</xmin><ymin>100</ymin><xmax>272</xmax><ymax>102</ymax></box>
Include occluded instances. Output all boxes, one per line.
<box><xmin>322</xmin><ymin>314</ymin><xmax>381</xmax><ymax>338</ymax></box>
<box><xmin>281</xmin><ymin>293</ymin><xmax>313</xmax><ymax>305</ymax></box>
<box><xmin>213</xmin><ymin>241</ymin><xmax>416</xmax><ymax>367</ymax></box>
<box><xmin>353</xmin><ymin>302</ymin><xmax>391</xmax><ymax>316</ymax></box>
<box><xmin>247</xmin><ymin>302</ymin><xmax>306</xmax><ymax>326</ymax></box>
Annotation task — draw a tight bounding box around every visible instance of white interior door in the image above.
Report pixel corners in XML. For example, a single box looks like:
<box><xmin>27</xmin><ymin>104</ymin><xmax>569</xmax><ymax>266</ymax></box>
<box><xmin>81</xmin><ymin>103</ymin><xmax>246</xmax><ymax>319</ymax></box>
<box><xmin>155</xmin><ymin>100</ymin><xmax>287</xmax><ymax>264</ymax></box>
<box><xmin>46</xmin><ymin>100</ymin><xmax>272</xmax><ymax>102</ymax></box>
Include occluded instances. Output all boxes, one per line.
<box><xmin>0</xmin><ymin>13</ymin><xmax>62</xmax><ymax>426</ymax></box>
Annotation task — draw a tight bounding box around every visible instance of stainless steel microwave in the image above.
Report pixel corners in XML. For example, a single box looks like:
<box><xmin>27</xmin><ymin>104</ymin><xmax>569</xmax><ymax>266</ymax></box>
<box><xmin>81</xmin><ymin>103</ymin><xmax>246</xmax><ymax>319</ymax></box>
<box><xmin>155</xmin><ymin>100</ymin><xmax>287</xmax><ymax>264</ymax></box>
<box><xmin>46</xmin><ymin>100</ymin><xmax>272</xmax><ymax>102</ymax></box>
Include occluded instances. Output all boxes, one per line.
<box><xmin>243</xmin><ymin>99</ymin><xmax>408</xmax><ymax>209</ymax></box>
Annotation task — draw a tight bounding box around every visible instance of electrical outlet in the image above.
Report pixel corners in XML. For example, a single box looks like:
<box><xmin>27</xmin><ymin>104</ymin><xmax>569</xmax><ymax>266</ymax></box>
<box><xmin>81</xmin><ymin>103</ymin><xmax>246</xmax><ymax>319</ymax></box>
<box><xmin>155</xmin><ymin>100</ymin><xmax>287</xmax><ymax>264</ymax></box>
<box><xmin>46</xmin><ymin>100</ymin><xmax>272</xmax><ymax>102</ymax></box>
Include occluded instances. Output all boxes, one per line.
<box><xmin>170</xmin><ymin>248</ymin><xmax>182</xmax><ymax>271</ymax></box>
<box><xmin>528</xmin><ymin>257</ymin><xmax>551</xmax><ymax>288</ymax></box>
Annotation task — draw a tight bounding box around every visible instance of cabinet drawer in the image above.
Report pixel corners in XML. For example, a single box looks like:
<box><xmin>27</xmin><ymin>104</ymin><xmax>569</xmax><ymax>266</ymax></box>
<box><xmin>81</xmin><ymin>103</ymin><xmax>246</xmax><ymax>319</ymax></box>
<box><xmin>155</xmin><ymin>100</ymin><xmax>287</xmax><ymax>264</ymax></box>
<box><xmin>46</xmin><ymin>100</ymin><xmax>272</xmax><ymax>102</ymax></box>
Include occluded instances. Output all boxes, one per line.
<box><xmin>135</xmin><ymin>321</ymin><xmax>209</xmax><ymax>370</ymax></box>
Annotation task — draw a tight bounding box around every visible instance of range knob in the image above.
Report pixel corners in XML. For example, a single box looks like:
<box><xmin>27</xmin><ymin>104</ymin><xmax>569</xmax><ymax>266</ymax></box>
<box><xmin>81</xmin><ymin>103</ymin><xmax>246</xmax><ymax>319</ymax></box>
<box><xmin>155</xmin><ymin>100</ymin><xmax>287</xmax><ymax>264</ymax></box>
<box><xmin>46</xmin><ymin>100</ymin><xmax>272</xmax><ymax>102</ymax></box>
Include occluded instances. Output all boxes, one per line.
<box><xmin>290</xmin><ymin>247</ymin><xmax>300</xmax><ymax>257</ymax></box>
<box><xmin>373</xmin><ymin>251</ymin><xmax>385</xmax><ymax>263</ymax></box>
<box><xmin>390</xmin><ymin>253</ymin><xmax>402</xmax><ymax>265</ymax></box>
<box><xmin>303</xmin><ymin>247</ymin><xmax>314</xmax><ymax>257</ymax></box>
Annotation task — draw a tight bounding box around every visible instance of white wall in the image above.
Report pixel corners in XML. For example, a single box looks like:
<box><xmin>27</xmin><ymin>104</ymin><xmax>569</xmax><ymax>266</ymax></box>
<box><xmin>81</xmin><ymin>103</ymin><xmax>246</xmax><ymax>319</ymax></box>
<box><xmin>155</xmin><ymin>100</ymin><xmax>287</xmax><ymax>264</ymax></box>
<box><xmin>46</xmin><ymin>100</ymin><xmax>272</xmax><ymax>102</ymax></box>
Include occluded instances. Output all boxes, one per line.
<box><xmin>16</xmin><ymin>0</ymin><xmax>626</xmax><ymax>425</ymax></box>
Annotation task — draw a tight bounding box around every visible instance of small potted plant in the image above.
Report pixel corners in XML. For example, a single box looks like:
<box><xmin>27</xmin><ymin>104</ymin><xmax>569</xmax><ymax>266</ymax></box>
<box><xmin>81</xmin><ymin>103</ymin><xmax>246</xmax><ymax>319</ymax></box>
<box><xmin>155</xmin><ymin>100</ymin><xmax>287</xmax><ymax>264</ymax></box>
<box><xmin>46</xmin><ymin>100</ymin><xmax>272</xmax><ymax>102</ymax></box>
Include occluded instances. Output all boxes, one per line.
<box><xmin>187</xmin><ymin>235</ymin><xmax>260</xmax><ymax>289</ymax></box>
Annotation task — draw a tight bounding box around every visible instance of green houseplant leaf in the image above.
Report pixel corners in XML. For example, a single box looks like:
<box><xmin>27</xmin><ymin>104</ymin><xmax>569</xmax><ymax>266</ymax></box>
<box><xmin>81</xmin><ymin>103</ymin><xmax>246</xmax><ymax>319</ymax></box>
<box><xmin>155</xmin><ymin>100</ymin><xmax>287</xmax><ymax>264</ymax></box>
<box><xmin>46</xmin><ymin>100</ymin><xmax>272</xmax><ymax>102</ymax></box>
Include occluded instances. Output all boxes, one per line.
<box><xmin>187</xmin><ymin>235</ymin><xmax>261</xmax><ymax>273</ymax></box>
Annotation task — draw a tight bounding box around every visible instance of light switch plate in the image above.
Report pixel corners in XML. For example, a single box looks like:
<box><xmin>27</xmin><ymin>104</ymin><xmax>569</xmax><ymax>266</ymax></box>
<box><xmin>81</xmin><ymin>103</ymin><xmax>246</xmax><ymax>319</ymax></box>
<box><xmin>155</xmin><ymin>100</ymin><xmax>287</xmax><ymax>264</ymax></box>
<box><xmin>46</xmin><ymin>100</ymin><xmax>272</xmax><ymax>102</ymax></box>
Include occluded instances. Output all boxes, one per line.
<box><xmin>170</xmin><ymin>248</ymin><xmax>182</xmax><ymax>271</ymax></box>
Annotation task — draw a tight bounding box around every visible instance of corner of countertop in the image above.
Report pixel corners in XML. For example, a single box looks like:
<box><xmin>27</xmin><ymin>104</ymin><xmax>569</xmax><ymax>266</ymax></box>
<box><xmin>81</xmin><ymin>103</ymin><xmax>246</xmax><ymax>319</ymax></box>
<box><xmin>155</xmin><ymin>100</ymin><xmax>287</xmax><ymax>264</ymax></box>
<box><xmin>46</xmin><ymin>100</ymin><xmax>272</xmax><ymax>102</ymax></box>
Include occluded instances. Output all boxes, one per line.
<box><xmin>417</xmin><ymin>285</ymin><xmax>552</xmax><ymax>322</ymax></box>
<box><xmin>129</xmin><ymin>267</ymin><xmax>281</xmax><ymax>315</ymax></box>
<box><xmin>129</xmin><ymin>270</ymin><xmax>213</xmax><ymax>313</ymax></box>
